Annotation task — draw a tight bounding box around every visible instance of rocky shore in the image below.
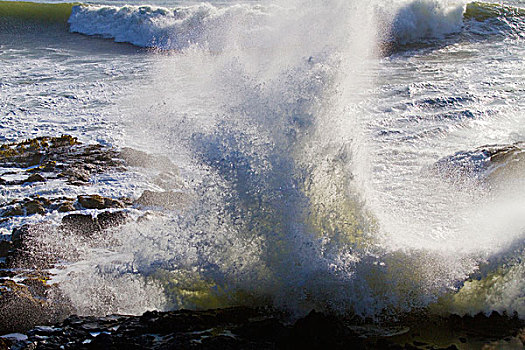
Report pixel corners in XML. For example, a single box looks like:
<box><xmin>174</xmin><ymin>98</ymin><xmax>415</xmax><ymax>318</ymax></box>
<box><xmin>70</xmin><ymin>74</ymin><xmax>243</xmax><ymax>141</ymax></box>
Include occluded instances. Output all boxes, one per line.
<box><xmin>1</xmin><ymin>307</ymin><xmax>524</xmax><ymax>349</ymax></box>
<box><xmin>0</xmin><ymin>135</ymin><xmax>183</xmax><ymax>336</ymax></box>
<box><xmin>1</xmin><ymin>136</ymin><xmax>524</xmax><ymax>349</ymax></box>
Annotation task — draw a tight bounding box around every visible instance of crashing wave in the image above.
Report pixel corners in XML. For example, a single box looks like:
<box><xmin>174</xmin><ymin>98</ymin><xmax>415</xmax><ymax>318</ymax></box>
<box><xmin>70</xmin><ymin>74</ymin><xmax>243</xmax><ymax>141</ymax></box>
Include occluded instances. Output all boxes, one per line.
<box><xmin>1</xmin><ymin>1</ymin><xmax>523</xmax><ymax>49</ymax></box>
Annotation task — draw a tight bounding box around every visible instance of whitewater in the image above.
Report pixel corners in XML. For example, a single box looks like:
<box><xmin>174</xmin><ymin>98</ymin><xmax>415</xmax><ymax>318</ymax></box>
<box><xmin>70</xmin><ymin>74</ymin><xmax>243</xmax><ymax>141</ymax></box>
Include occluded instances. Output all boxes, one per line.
<box><xmin>1</xmin><ymin>0</ymin><xmax>525</xmax><ymax>323</ymax></box>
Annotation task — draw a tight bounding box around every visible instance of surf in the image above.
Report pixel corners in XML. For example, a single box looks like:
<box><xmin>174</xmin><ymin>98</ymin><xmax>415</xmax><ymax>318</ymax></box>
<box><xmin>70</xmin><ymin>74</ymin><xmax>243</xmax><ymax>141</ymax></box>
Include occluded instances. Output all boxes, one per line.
<box><xmin>3</xmin><ymin>0</ymin><xmax>525</xmax><ymax>323</ymax></box>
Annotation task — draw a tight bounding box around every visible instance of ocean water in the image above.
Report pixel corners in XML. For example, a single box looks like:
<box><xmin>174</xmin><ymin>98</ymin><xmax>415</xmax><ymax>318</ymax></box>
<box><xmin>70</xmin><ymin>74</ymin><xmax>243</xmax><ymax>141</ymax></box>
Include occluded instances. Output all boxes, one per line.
<box><xmin>1</xmin><ymin>0</ymin><xmax>525</xmax><ymax>319</ymax></box>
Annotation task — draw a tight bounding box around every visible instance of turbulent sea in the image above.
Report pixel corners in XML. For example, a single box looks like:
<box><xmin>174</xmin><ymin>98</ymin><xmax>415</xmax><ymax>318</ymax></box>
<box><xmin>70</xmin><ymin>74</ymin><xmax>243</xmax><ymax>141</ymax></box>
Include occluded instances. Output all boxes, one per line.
<box><xmin>1</xmin><ymin>0</ymin><xmax>525</xmax><ymax>321</ymax></box>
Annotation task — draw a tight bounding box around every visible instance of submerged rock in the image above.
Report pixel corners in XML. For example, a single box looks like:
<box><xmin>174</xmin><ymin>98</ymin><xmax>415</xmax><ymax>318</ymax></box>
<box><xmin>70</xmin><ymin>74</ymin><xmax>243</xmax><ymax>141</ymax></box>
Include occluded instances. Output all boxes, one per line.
<box><xmin>434</xmin><ymin>141</ymin><xmax>525</xmax><ymax>186</ymax></box>
<box><xmin>135</xmin><ymin>190</ymin><xmax>188</xmax><ymax>209</ymax></box>
<box><xmin>120</xmin><ymin>147</ymin><xmax>179</xmax><ymax>174</ymax></box>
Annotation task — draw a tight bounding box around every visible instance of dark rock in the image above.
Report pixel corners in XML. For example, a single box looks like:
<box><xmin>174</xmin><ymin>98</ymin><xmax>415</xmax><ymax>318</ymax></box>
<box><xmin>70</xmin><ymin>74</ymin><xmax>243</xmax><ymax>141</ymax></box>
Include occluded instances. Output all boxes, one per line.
<box><xmin>23</xmin><ymin>174</ymin><xmax>46</xmax><ymax>183</ymax></box>
<box><xmin>0</xmin><ymin>338</ymin><xmax>12</xmax><ymax>350</ymax></box>
<box><xmin>61</xmin><ymin>214</ymin><xmax>99</xmax><ymax>236</ymax></box>
<box><xmin>518</xmin><ymin>328</ymin><xmax>525</xmax><ymax>345</ymax></box>
<box><xmin>23</xmin><ymin>201</ymin><xmax>45</xmax><ymax>215</ymax></box>
<box><xmin>0</xmin><ymin>240</ymin><xmax>12</xmax><ymax>258</ymax></box>
<box><xmin>57</xmin><ymin>202</ymin><xmax>75</xmax><ymax>213</ymax></box>
<box><xmin>77</xmin><ymin>195</ymin><xmax>124</xmax><ymax>210</ymax></box>
<box><xmin>0</xmin><ymin>279</ymin><xmax>50</xmax><ymax>334</ymax></box>
<box><xmin>77</xmin><ymin>195</ymin><xmax>106</xmax><ymax>209</ymax></box>
<box><xmin>235</xmin><ymin>318</ymin><xmax>288</xmax><ymax>342</ymax></box>
<box><xmin>1</xmin><ymin>204</ymin><xmax>23</xmax><ymax>217</ymax></box>
<box><xmin>283</xmin><ymin>310</ymin><xmax>363</xmax><ymax>349</ymax></box>
<box><xmin>12</xmin><ymin>225</ymin><xmax>31</xmax><ymax>249</ymax></box>
<box><xmin>0</xmin><ymin>177</ymin><xmax>5</xmax><ymax>185</ymax></box>
<box><xmin>97</xmin><ymin>211</ymin><xmax>129</xmax><ymax>230</ymax></box>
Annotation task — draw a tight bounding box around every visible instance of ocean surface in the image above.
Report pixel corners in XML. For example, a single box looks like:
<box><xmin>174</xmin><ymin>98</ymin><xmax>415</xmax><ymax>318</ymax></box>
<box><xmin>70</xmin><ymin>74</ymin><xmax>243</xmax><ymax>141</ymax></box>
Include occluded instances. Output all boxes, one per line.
<box><xmin>1</xmin><ymin>0</ymin><xmax>525</xmax><ymax>320</ymax></box>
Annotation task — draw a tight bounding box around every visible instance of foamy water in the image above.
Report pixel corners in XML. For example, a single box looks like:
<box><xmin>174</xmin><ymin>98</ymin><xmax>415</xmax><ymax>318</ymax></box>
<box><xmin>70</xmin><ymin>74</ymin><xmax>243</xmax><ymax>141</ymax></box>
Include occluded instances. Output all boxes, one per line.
<box><xmin>1</xmin><ymin>0</ymin><xmax>524</xmax><ymax>320</ymax></box>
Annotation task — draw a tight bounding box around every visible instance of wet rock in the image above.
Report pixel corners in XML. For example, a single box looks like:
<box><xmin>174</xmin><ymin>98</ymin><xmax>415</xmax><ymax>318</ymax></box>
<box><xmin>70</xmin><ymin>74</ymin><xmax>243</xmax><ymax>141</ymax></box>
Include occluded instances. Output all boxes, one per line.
<box><xmin>136</xmin><ymin>211</ymin><xmax>158</xmax><ymax>223</ymax></box>
<box><xmin>518</xmin><ymin>328</ymin><xmax>525</xmax><ymax>345</ymax></box>
<box><xmin>0</xmin><ymin>178</ymin><xmax>5</xmax><ymax>185</ymax></box>
<box><xmin>153</xmin><ymin>172</ymin><xmax>181</xmax><ymax>190</ymax></box>
<box><xmin>61</xmin><ymin>211</ymin><xmax>129</xmax><ymax>235</ymax></box>
<box><xmin>235</xmin><ymin>318</ymin><xmax>288</xmax><ymax>343</ymax></box>
<box><xmin>1</xmin><ymin>204</ymin><xmax>23</xmax><ymax>218</ymax></box>
<box><xmin>59</xmin><ymin>167</ymin><xmax>90</xmax><ymax>183</ymax></box>
<box><xmin>0</xmin><ymin>279</ymin><xmax>50</xmax><ymax>334</ymax></box>
<box><xmin>61</xmin><ymin>214</ymin><xmax>99</xmax><ymax>236</ymax></box>
<box><xmin>97</xmin><ymin>211</ymin><xmax>129</xmax><ymax>230</ymax></box>
<box><xmin>77</xmin><ymin>195</ymin><xmax>124</xmax><ymax>210</ymax></box>
<box><xmin>0</xmin><ymin>136</ymin><xmax>125</xmax><ymax>188</ymax></box>
<box><xmin>8</xmin><ymin>308</ymin><xmax>525</xmax><ymax>350</ymax></box>
<box><xmin>23</xmin><ymin>201</ymin><xmax>45</xmax><ymax>215</ymax></box>
<box><xmin>11</xmin><ymin>225</ymin><xmax>30</xmax><ymax>250</ymax></box>
<box><xmin>135</xmin><ymin>190</ymin><xmax>188</xmax><ymax>209</ymax></box>
<box><xmin>23</xmin><ymin>174</ymin><xmax>46</xmax><ymax>184</ymax></box>
<box><xmin>0</xmin><ymin>240</ymin><xmax>12</xmax><ymax>258</ymax></box>
<box><xmin>77</xmin><ymin>195</ymin><xmax>105</xmax><ymax>210</ymax></box>
<box><xmin>57</xmin><ymin>202</ymin><xmax>75</xmax><ymax>213</ymax></box>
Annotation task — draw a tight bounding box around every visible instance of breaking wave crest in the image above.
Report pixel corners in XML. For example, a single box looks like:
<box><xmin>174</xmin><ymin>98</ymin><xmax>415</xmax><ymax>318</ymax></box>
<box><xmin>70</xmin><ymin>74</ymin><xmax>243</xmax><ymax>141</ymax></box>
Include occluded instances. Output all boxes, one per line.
<box><xmin>2</xmin><ymin>1</ymin><xmax>524</xmax><ymax>49</ymax></box>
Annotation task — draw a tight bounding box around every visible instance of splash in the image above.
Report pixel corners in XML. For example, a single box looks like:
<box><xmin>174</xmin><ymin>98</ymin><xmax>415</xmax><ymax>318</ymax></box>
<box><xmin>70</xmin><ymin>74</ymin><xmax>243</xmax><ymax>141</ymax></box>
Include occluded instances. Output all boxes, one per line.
<box><xmin>39</xmin><ymin>0</ymin><xmax>525</xmax><ymax>321</ymax></box>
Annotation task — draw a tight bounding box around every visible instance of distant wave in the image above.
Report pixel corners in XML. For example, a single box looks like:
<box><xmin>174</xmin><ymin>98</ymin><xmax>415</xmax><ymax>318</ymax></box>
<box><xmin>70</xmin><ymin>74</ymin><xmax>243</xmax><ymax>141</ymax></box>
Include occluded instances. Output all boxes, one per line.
<box><xmin>0</xmin><ymin>1</ymin><xmax>75</xmax><ymax>23</ymax></box>
<box><xmin>1</xmin><ymin>1</ymin><xmax>523</xmax><ymax>49</ymax></box>
<box><xmin>68</xmin><ymin>3</ymin><xmax>271</xmax><ymax>50</ymax></box>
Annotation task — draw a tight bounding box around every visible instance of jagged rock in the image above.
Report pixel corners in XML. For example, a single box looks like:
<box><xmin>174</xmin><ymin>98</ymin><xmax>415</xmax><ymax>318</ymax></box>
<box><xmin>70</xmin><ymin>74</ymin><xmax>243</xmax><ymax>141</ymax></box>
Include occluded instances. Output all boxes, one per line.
<box><xmin>136</xmin><ymin>211</ymin><xmax>158</xmax><ymax>223</ymax></box>
<box><xmin>135</xmin><ymin>190</ymin><xmax>188</xmax><ymax>209</ymax></box>
<box><xmin>0</xmin><ymin>178</ymin><xmax>5</xmax><ymax>185</ymax></box>
<box><xmin>518</xmin><ymin>328</ymin><xmax>525</xmax><ymax>345</ymax></box>
<box><xmin>61</xmin><ymin>211</ymin><xmax>129</xmax><ymax>236</ymax></box>
<box><xmin>0</xmin><ymin>136</ymin><xmax>125</xmax><ymax>188</ymax></box>
<box><xmin>23</xmin><ymin>174</ymin><xmax>46</xmax><ymax>184</ymax></box>
<box><xmin>0</xmin><ymin>337</ymin><xmax>12</xmax><ymax>350</ymax></box>
<box><xmin>6</xmin><ymin>307</ymin><xmax>525</xmax><ymax>350</ymax></box>
<box><xmin>285</xmin><ymin>310</ymin><xmax>363</xmax><ymax>349</ymax></box>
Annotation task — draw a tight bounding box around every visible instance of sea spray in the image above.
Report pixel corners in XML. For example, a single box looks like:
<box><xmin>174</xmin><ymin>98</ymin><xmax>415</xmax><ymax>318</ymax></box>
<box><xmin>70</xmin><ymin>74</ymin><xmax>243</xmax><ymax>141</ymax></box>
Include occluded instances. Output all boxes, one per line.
<box><xmin>35</xmin><ymin>0</ymin><xmax>525</xmax><ymax>320</ymax></box>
